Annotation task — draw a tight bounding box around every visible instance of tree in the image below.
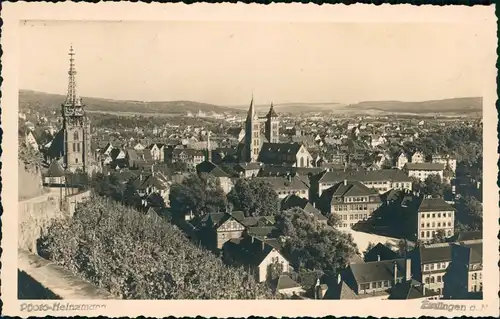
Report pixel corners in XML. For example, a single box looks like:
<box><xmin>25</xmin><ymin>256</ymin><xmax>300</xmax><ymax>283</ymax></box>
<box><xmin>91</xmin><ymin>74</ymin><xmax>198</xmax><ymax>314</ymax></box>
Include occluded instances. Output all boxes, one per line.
<box><xmin>123</xmin><ymin>178</ymin><xmax>141</xmax><ymax>207</ymax></box>
<box><xmin>275</xmin><ymin>208</ymin><xmax>359</xmax><ymax>273</ymax></box>
<box><xmin>39</xmin><ymin>196</ymin><xmax>274</xmax><ymax>299</ymax></box>
<box><xmin>430</xmin><ymin>229</ymin><xmax>446</xmax><ymax>244</ymax></box>
<box><xmin>169</xmin><ymin>173</ymin><xmax>227</xmax><ymax>221</ymax></box>
<box><xmin>422</xmin><ymin>174</ymin><xmax>445</xmax><ymax>197</ymax></box>
<box><xmin>455</xmin><ymin>196</ymin><xmax>483</xmax><ymax>231</ymax></box>
<box><xmin>327</xmin><ymin>213</ymin><xmax>342</xmax><ymax>228</ymax></box>
<box><xmin>227</xmin><ymin>179</ymin><xmax>279</xmax><ymax>217</ymax></box>
<box><xmin>410</xmin><ymin>177</ymin><xmax>423</xmax><ymax>195</ymax></box>
<box><xmin>267</xmin><ymin>259</ymin><xmax>284</xmax><ymax>281</ymax></box>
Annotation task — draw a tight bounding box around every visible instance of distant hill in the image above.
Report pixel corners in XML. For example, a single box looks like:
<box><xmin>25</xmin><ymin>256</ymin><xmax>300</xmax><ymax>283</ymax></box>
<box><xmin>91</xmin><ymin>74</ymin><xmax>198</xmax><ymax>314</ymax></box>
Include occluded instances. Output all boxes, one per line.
<box><xmin>231</xmin><ymin>102</ymin><xmax>345</xmax><ymax>114</ymax></box>
<box><xmin>343</xmin><ymin>97</ymin><xmax>482</xmax><ymax>114</ymax></box>
<box><xmin>19</xmin><ymin>90</ymin><xmax>242</xmax><ymax>115</ymax></box>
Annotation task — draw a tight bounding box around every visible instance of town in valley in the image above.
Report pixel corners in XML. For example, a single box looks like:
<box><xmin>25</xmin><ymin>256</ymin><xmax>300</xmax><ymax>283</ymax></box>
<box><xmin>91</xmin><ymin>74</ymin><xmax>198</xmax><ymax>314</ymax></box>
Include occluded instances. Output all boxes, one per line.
<box><xmin>19</xmin><ymin>44</ymin><xmax>483</xmax><ymax>300</ymax></box>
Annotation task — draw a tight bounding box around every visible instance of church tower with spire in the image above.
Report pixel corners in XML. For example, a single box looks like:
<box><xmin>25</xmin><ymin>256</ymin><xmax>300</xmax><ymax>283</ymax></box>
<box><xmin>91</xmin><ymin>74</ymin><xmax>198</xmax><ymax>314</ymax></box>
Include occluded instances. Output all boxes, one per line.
<box><xmin>243</xmin><ymin>96</ymin><xmax>262</xmax><ymax>162</ymax></box>
<box><xmin>61</xmin><ymin>46</ymin><xmax>91</xmax><ymax>173</ymax></box>
<box><xmin>265</xmin><ymin>102</ymin><xmax>279</xmax><ymax>143</ymax></box>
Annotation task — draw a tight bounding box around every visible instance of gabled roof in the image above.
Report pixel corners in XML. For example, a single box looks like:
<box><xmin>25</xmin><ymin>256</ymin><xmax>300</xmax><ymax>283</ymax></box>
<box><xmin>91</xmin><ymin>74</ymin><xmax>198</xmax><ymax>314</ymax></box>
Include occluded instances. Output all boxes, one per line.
<box><xmin>318</xmin><ymin>168</ymin><xmax>411</xmax><ymax>184</ymax></box>
<box><xmin>46</xmin><ymin>159</ymin><xmax>65</xmax><ymax>177</ymax></box>
<box><xmin>364</xmin><ymin>243</ymin><xmax>400</xmax><ymax>262</ymax></box>
<box><xmin>196</xmin><ymin>161</ymin><xmax>230</xmax><ymax>178</ymax></box>
<box><xmin>388</xmin><ymin>279</ymin><xmax>439</xmax><ymax>300</ymax></box>
<box><xmin>418</xmin><ymin>198</ymin><xmax>455</xmax><ymax>212</ymax></box>
<box><xmin>323</xmin><ymin>180</ymin><xmax>379</xmax><ymax>201</ymax></box>
<box><xmin>348</xmin><ymin>258</ymin><xmax>406</xmax><ymax>284</ymax></box>
<box><xmin>276</xmin><ymin>275</ymin><xmax>301</xmax><ymax>291</ymax></box>
<box><xmin>254</xmin><ymin>176</ymin><xmax>309</xmax><ymax>191</ymax></box>
<box><xmin>419</xmin><ymin>239</ymin><xmax>482</xmax><ymax>264</ymax></box>
<box><xmin>280</xmin><ymin>194</ymin><xmax>326</xmax><ymax>221</ymax></box>
<box><xmin>45</xmin><ymin>129</ymin><xmax>65</xmax><ymax>159</ymax></box>
<box><xmin>405</xmin><ymin>163</ymin><xmax>445</xmax><ymax>171</ymax></box>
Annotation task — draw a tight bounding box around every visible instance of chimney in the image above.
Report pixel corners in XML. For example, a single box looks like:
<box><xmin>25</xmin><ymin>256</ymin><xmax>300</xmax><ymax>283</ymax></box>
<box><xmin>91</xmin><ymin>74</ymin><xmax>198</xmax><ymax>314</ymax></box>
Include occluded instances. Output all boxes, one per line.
<box><xmin>337</xmin><ymin>273</ymin><xmax>341</xmax><ymax>284</ymax></box>
<box><xmin>140</xmin><ymin>174</ymin><xmax>143</xmax><ymax>181</ymax></box>
<box><xmin>405</xmin><ymin>258</ymin><xmax>412</xmax><ymax>282</ymax></box>
<box><xmin>393</xmin><ymin>261</ymin><xmax>398</xmax><ymax>285</ymax></box>
<box><xmin>344</xmin><ymin>179</ymin><xmax>347</xmax><ymax>186</ymax></box>
<box><xmin>377</xmin><ymin>254</ymin><xmax>381</xmax><ymax>262</ymax></box>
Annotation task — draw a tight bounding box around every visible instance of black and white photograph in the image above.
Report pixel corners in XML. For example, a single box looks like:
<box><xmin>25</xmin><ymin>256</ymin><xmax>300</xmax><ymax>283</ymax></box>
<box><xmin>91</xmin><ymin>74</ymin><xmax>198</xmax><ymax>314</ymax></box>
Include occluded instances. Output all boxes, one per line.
<box><xmin>3</xmin><ymin>2</ymin><xmax>498</xmax><ymax>318</ymax></box>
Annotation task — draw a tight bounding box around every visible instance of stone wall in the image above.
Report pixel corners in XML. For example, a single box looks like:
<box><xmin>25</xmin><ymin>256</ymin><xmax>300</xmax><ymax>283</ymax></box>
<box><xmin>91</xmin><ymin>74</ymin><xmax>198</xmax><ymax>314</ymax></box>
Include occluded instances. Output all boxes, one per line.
<box><xmin>18</xmin><ymin>191</ymin><xmax>66</xmax><ymax>253</ymax></box>
<box><xmin>17</xmin><ymin>162</ymin><xmax>114</xmax><ymax>299</ymax></box>
<box><xmin>18</xmin><ymin>162</ymin><xmax>44</xmax><ymax>201</ymax></box>
<box><xmin>18</xmin><ymin>250</ymin><xmax>115</xmax><ymax>299</ymax></box>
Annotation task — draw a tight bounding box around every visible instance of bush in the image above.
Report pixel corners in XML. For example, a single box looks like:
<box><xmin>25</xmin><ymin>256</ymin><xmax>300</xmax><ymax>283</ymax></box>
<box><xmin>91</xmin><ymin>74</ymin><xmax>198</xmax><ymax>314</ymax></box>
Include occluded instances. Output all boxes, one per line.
<box><xmin>39</xmin><ymin>196</ymin><xmax>274</xmax><ymax>299</ymax></box>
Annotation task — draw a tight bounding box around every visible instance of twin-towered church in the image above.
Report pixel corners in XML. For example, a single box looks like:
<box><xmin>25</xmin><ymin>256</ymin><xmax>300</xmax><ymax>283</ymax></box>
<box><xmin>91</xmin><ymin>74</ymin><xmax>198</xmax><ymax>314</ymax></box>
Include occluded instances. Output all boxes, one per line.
<box><xmin>236</xmin><ymin>97</ymin><xmax>313</xmax><ymax>168</ymax></box>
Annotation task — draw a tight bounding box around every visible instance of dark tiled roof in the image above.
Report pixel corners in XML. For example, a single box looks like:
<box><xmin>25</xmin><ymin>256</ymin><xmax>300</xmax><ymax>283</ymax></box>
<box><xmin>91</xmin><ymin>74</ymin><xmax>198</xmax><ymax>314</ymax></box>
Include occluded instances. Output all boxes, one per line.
<box><xmin>266</xmin><ymin>104</ymin><xmax>278</xmax><ymax>118</ymax></box>
<box><xmin>280</xmin><ymin>195</ymin><xmax>326</xmax><ymax>221</ymax></box>
<box><xmin>276</xmin><ymin>275</ymin><xmax>301</xmax><ymax>290</ymax></box>
<box><xmin>46</xmin><ymin>129</ymin><xmax>65</xmax><ymax>159</ymax></box>
<box><xmin>318</xmin><ymin>168</ymin><xmax>411</xmax><ymax>184</ymax></box>
<box><xmin>323</xmin><ymin>180</ymin><xmax>379</xmax><ymax>201</ymax></box>
<box><xmin>254</xmin><ymin>176</ymin><xmax>309</xmax><ymax>191</ymax></box>
<box><xmin>405</xmin><ymin>163</ymin><xmax>445</xmax><ymax>171</ymax></box>
<box><xmin>258</xmin><ymin>142</ymin><xmax>304</xmax><ymax>165</ymax></box>
<box><xmin>418</xmin><ymin>198</ymin><xmax>455</xmax><ymax>212</ymax></box>
<box><xmin>46</xmin><ymin>159</ymin><xmax>65</xmax><ymax>177</ymax></box>
<box><xmin>419</xmin><ymin>239</ymin><xmax>482</xmax><ymax>264</ymax></box>
<box><xmin>364</xmin><ymin>243</ymin><xmax>400</xmax><ymax>262</ymax></box>
<box><xmin>196</xmin><ymin>161</ymin><xmax>230</xmax><ymax>178</ymax></box>
<box><xmin>389</xmin><ymin>280</ymin><xmax>439</xmax><ymax>300</ymax></box>
<box><xmin>349</xmin><ymin>258</ymin><xmax>406</xmax><ymax>284</ymax></box>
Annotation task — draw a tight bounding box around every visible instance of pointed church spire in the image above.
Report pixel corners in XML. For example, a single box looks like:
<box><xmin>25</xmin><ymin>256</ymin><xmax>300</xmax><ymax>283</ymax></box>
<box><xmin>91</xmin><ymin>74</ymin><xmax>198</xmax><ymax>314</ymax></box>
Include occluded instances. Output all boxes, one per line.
<box><xmin>267</xmin><ymin>100</ymin><xmax>278</xmax><ymax>118</ymax></box>
<box><xmin>64</xmin><ymin>45</ymin><xmax>83</xmax><ymax>108</ymax></box>
<box><xmin>246</xmin><ymin>95</ymin><xmax>256</xmax><ymax>122</ymax></box>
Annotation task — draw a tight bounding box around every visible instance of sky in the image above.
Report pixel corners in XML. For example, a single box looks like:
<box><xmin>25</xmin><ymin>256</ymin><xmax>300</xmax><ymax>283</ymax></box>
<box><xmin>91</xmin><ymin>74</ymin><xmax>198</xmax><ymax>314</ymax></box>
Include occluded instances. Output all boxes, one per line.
<box><xmin>19</xmin><ymin>20</ymin><xmax>492</xmax><ymax>106</ymax></box>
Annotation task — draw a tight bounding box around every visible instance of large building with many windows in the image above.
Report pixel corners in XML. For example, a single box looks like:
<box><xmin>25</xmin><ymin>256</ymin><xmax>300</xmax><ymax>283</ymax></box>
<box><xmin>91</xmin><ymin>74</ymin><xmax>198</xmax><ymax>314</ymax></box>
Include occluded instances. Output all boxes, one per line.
<box><xmin>318</xmin><ymin>180</ymin><xmax>381</xmax><ymax>229</ymax></box>
<box><xmin>412</xmin><ymin>239</ymin><xmax>482</xmax><ymax>297</ymax></box>
<box><xmin>416</xmin><ymin>197</ymin><xmax>455</xmax><ymax>242</ymax></box>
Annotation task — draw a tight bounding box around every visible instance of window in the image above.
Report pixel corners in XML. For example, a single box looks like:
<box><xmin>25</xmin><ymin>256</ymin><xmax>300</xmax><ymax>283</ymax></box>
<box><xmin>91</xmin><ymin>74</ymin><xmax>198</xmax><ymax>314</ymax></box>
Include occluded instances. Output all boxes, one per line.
<box><xmin>377</xmin><ymin>282</ymin><xmax>382</xmax><ymax>288</ymax></box>
<box><xmin>430</xmin><ymin>276</ymin><xmax>435</xmax><ymax>283</ymax></box>
<box><xmin>426</xmin><ymin>231</ymin><xmax>430</xmax><ymax>237</ymax></box>
<box><xmin>430</xmin><ymin>264</ymin><xmax>434</xmax><ymax>270</ymax></box>
<box><xmin>427</xmin><ymin>214</ymin><xmax>430</xmax><ymax>218</ymax></box>
<box><xmin>432</xmin><ymin>222</ymin><xmax>435</xmax><ymax>227</ymax></box>
<box><xmin>447</xmin><ymin>230</ymin><xmax>452</xmax><ymax>236</ymax></box>
<box><xmin>384</xmin><ymin>281</ymin><xmax>389</xmax><ymax>287</ymax></box>
<box><xmin>421</xmin><ymin>223</ymin><xmax>425</xmax><ymax>228</ymax></box>
<box><xmin>72</xmin><ymin>143</ymin><xmax>76</xmax><ymax>152</ymax></box>
<box><xmin>438</xmin><ymin>213</ymin><xmax>441</xmax><ymax>218</ymax></box>
<box><xmin>77</xmin><ymin>143</ymin><xmax>80</xmax><ymax>152</ymax></box>
<box><xmin>75</xmin><ymin>158</ymin><xmax>78</xmax><ymax>163</ymax></box>
<box><xmin>437</xmin><ymin>263</ymin><xmax>441</xmax><ymax>270</ymax></box>
<box><xmin>73</xmin><ymin>131</ymin><xmax>79</xmax><ymax>140</ymax></box>
<box><xmin>421</xmin><ymin>231</ymin><xmax>425</xmax><ymax>238</ymax></box>
<box><xmin>437</xmin><ymin>222</ymin><xmax>441</xmax><ymax>227</ymax></box>
<box><xmin>372</xmin><ymin>282</ymin><xmax>376</xmax><ymax>289</ymax></box>
<box><xmin>425</xmin><ymin>277</ymin><xmax>430</xmax><ymax>284</ymax></box>
<box><xmin>448</xmin><ymin>222</ymin><xmax>452</xmax><ymax>226</ymax></box>
<box><xmin>427</xmin><ymin>223</ymin><xmax>430</xmax><ymax>227</ymax></box>
<box><xmin>448</xmin><ymin>212</ymin><xmax>452</xmax><ymax>217</ymax></box>
<box><xmin>472</xmin><ymin>273</ymin><xmax>477</xmax><ymax>280</ymax></box>
<box><xmin>437</xmin><ymin>276</ymin><xmax>442</xmax><ymax>283</ymax></box>
<box><xmin>432</xmin><ymin>213</ymin><xmax>436</xmax><ymax>218</ymax></box>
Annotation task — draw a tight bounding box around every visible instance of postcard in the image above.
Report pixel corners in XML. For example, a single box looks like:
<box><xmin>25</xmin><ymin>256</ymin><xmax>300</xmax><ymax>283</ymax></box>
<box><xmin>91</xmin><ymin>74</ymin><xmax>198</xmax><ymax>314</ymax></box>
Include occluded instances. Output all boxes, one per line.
<box><xmin>2</xmin><ymin>2</ymin><xmax>498</xmax><ymax>318</ymax></box>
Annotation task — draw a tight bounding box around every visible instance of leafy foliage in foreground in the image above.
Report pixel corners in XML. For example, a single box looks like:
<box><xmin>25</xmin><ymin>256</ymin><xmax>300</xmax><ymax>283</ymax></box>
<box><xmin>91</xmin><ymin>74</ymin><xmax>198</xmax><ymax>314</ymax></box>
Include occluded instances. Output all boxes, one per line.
<box><xmin>39</xmin><ymin>196</ymin><xmax>274</xmax><ymax>299</ymax></box>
